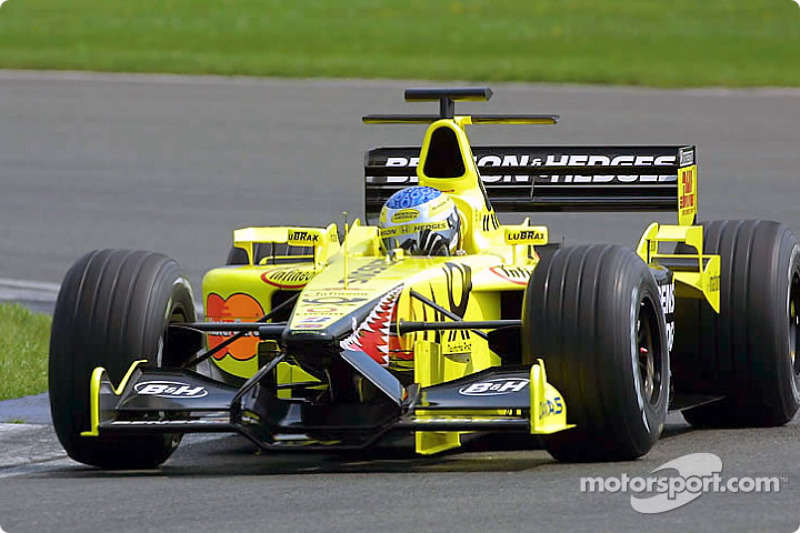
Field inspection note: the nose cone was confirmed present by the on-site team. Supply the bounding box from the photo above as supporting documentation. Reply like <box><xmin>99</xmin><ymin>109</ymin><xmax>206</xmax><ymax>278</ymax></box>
<box><xmin>283</xmin><ymin>285</ymin><xmax>403</xmax><ymax>368</ymax></box>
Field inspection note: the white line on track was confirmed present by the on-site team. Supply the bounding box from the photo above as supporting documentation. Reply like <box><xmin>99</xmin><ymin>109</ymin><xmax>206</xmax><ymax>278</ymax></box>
<box><xmin>0</xmin><ymin>278</ymin><xmax>60</xmax><ymax>302</ymax></box>
<box><xmin>0</xmin><ymin>277</ymin><xmax>203</xmax><ymax>315</ymax></box>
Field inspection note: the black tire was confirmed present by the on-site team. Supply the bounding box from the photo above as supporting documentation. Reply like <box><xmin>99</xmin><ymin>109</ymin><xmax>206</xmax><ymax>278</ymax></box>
<box><xmin>522</xmin><ymin>244</ymin><xmax>669</xmax><ymax>462</ymax></box>
<box><xmin>672</xmin><ymin>220</ymin><xmax>800</xmax><ymax>427</ymax></box>
<box><xmin>49</xmin><ymin>249</ymin><xmax>200</xmax><ymax>469</ymax></box>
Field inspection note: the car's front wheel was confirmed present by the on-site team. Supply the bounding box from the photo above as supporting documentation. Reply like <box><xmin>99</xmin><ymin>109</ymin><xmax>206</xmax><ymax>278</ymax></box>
<box><xmin>522</xmin><ymin>244</ymin><xmax>669</xmax><ymax>462</ymax></box>
<box><xmin>49</xmin><ymin>249</ymin><xmax>201</xmax><ymax>469</ymax></box>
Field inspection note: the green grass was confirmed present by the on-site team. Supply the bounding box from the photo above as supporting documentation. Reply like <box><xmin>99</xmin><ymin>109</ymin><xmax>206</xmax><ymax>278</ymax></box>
<box><xmin>1</xmin><ymin>0</ymin><xmax>800</xmax><ymax>86</ymax></box>
<box><xmin>0</xmin><ymin>303</ymin><xmax>51</xmax><ymax>402</ymax></box>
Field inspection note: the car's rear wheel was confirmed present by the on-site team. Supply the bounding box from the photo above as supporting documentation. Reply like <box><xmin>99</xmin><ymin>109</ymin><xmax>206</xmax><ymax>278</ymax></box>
<box><xmin>49</xmin><ymin>249</ymin><xmax>201</xmax><ymax>468</ymax></box>
<box><xmin>522</xmin><ymin>244</ymin><xmax>669</xmax><ymax>462</ymax></box>
<box><xmin>672</xmin><ymin>220</ymin><xmax>800</xmax><ymax>427</ymax></box>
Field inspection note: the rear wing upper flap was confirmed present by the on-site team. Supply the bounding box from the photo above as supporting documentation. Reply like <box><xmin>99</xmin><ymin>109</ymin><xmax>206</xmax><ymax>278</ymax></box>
<box><xmin>365</xmin><ymin>145</ymin><xmax>698</xmax><ymax>224</ymax></box>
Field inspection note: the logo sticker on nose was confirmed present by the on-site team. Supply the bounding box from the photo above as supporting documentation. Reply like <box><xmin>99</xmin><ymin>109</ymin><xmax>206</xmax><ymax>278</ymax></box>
<box><xmin>134</xmin><ymin>381</ymin><xmax>208</xmax><ymax>398</ymax></box>
<box><xmin>458</xmin><ymin>378</ymin><xmax>529</xmax><ymax>396</ymax></box>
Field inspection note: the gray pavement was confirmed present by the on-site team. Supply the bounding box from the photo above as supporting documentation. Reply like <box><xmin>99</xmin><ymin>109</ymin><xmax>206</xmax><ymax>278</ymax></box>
<box><xmin>1</xmin><ymin>72</ymin><xmax>800</xmax><ymax>532</ymax></box>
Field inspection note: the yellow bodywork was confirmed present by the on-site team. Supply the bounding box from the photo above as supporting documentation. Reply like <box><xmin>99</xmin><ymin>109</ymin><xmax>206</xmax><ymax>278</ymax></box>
<box><xmin>197</xmin><ymin>115</ymin><xmax>716</xmax><ymax>455</ymax></box>
<box><xmin>636</xmin><ymin>222</ymin><xmax>721</xmax><ymax>312</ymax></box>
<box><xmin>677</xmin><ymin>165</ymin><xmax>698</xmax><ymax>226</ymax></box>
<box><xmin>529</xmin><ymin>359</ymin><xmax>574</xmax><ymax>434</ymax></box>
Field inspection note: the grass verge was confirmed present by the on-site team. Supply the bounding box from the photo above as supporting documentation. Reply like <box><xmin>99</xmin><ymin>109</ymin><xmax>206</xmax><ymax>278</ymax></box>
<box><xmin>0</xmin><ymin>303</ymin><xmax>51</xmax><ymax>401</ymax></box>
<box><xmin>1</xmin><ymin>0</ymin><xmax>799</xmax><ymax>87</ymax></box>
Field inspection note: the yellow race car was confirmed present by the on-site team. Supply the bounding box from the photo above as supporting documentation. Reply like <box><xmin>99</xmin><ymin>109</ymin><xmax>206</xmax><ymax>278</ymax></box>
<box><xmin>48</xmin><ymin>88</ymin><xmax>800</xmax><ymax>468</ymax></box>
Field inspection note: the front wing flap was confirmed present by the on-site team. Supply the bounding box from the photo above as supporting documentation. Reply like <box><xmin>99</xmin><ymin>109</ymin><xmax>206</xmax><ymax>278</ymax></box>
<box><xmin>81</xmin><ymin>363</ymin><xmax>240</xmax><ymax>437</ymax></box>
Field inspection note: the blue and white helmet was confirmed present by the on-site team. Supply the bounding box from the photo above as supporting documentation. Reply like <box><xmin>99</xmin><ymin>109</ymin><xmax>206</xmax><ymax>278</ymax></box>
<box><xmin>378</xmin><ymin>186</ymin><xmax>461</xmax><ymax>256</ymax></box>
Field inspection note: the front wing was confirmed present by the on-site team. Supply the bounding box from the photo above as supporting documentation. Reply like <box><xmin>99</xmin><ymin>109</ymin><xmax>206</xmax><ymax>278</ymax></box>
<box><xmin>81</xmin><ymin>354</ymin><xmax>573</xmax><ymax>455</ymax></box>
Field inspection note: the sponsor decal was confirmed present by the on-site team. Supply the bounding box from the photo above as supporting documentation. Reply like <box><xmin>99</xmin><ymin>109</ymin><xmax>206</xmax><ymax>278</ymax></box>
<box><xmin>293</xmin><ymin>316</ymin><xmax>331</xmax><ymax>330</ymax></box>
<box><xmin>679</xmin><ymin>168</ymin><xmax>696</xmax><ymax>213</ymax></box>
<box><xmin>489</xmin><ymin>265</ymin><xmax>532</xmax><ymax>286</ymax></box>
<box><xmin>443</xmin><ymin>336</ymin><xmax>472</xmax><ymax>355</ymax></box>
<box><xmin>544</xmin><ymin>174</ymin><xmax>677</xmax><ymax>183</ymax></box>
<box><xmin>367</xmin><ymin>174</ymin><xmax>678</xmax><ymax>185</ymax></box>
<box><xmin>302</xmin><ymin>295</ymin><xmax>369</xmax><ymax>306</ymax></box>
<box><xmin>260</xmin><ymin>267</ymin><xmax>314</xmax><ymax>289</ymax></box>
<box><xmin>508</xmin><ymin>230</ymin><xmax>543</xmax><ymax>240</ymax></box>
<box><xmin>298</xmin><ymin>305</ymin><xmax>338</xmax><ymax>314</ymax></box>
<box><xmin>477</xmin><ymin>154</ymin><xmax>542</xmax><ymax>168</ymax></box>
<box><xmin>541</xmin><ymin>154</ymin><xmax>677</xmax><ymax>167</ymax></box>
<box><xmin>379</xmin><ymin>220</ymin><xmax>449</xmax><ymax>239</ymax></box>
<box><xmin>658</xmin><ymin>282</ymin><xmax>675</xmax><ymax>315</ymax></box>
<box><xmin>287</xmin><ymin>230</ymin><xmax>320</xmax><ymax>245</ymax></box>
<box><xmin>379</xmin><ymin>153</ymin><xmax>678</xmax><ymax>169</ymax></box>
<box><xmin>206</xmin><ymin>293</ymin><xmax>263</xmax><ymax>361</ymax></box>
<box><xmin>134</xmin><ymin>381</ymin><xmax>208</xmax><ymax>399</ymax></box>
<box><xmin>539</xmin><ymin>396</ymin><xmax>564</xmax><ymax>419</ymax></box>
<box><xmin>459</xmin><ymin>378</ymin><xmax>530</xmax><ymax>396</ymax></box>
<box><xmin>369</xmin><ymin>153</ymin><xmax>682</xmax><ymax>186</ymax></box>
<box><xmin>391</xmin><ymin>209</ymin><xmax>419</xmax><ymax>223</ymax></box>
<box><xmin>658</xmin><ymin>281</ymin><xmax>676</xmax><ymax>352</ymax></box>
<box><xmin>340</xmin><ymin>286</ymin><xmax>403</xmax><ymax>366</ymax></box>
<box><xmin>386</xmin><ymin>156</ymin><xmax>420</xmax><ymax>167</ymax></box>
<box><xmin>680</xmin><ymin>148</ymin><xmax>695</xmax><ymax>166</ymax></box>
<box><xmin>505</xmin><ymin>229</ymin><xmax>546</xmax><ymax>244</ymax></box>
<box><xmin>340</xmin><ymin>259</ymin><xmax>392</xmax><ymax>285</ymax></box>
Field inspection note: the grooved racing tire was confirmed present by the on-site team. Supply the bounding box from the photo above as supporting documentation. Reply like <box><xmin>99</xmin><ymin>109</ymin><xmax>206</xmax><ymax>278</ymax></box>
<box><xmin>522</xmin><ymin>244</ymin><xmax>669</xmax><ymax>462</ymax></box>
<box><xmin>49</xmin><ymin>249</ymin><xmax>199</xmax><ymax>469</ymax></box>
<box><xmin>672</xmin><ymin>220</ymin><xmax>800</xmax><ymax>427</ymax></box>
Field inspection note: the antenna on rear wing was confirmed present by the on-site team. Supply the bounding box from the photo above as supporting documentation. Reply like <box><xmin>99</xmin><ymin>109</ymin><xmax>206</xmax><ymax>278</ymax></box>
<box><xmin>362</xmin><ymin>87</ymin><xmax>559</xmax><ymax>125</ymax></box>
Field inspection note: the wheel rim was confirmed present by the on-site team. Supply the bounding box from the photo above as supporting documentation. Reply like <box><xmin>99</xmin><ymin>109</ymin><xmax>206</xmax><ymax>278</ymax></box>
<box><xmin>637</xmin><ymin>297</ymin><xmax>663</xmax><ymax>405</ymax></box>
<box><xmin>790</xmin><ymin>271</ymin><xmax>800</xmax><ymax>377</ymax></box>
<box><xmin>161</xmin><ymin>299</ymin><xmax>192</xmax><ymax>368</ymax></box>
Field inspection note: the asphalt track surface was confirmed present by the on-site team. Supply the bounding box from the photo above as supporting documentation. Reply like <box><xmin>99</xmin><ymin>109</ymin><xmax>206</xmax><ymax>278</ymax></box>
<box><xmin>1</xmin><ymin>72</ymin><xmax>800</xmax><ymax>532</ymax></box>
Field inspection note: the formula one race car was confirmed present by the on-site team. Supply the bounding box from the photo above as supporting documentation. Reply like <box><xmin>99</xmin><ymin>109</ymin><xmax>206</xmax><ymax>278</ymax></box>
<box><xmin>49</xmin><ymin>88</ymin><xmax>800</xmax><ymax>468</ymax></box>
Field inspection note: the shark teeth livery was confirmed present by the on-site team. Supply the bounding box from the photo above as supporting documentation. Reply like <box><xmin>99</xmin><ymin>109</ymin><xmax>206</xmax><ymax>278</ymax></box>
<box><xmin>340</xmin><ymin>286</ymin><xmax>402</xmax><ymax>365</ymax></box>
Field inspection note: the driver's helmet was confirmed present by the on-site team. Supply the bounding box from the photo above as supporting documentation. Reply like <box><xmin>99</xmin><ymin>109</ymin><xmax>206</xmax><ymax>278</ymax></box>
<box><xmin>378</xmin><ymin>186</ymin><xmax>461</xmax><ymax>256</ymax></box>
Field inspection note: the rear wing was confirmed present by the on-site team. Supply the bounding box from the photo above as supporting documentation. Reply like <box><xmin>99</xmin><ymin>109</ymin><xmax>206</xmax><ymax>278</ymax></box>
<box><xmin>365</xmin><ymin>145</ymin><xmax>698</xmax><ymax>225</ymax></box>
